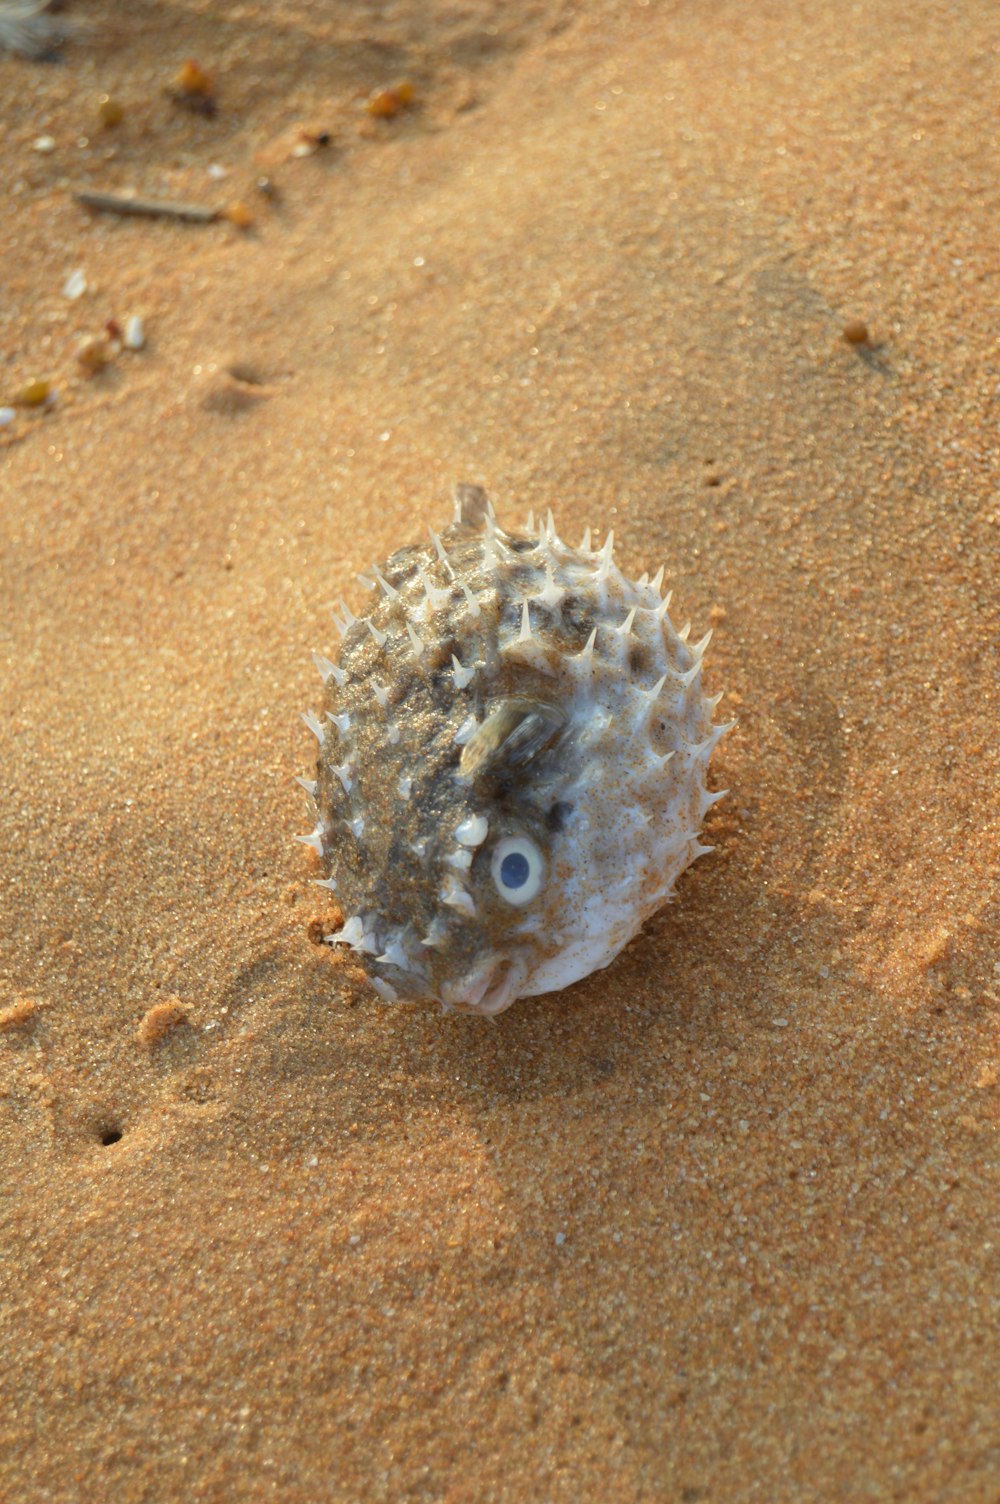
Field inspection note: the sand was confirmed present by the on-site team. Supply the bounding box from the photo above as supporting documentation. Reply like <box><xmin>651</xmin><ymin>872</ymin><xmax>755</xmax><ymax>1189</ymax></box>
<box><xmin>1</xmin><ymin>1</ymin><xmax>998</xmax><ymax>1499</ymax></box>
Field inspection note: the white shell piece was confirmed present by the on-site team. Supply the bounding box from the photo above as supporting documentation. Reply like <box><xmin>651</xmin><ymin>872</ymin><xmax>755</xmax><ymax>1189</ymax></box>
<box><xmin>63</xmin><ymin>268</ymin><xmax>87</xmax><ymax>300</ymax></box>
<box><xmin>123</xmin><ymin>315</ymin><xmax>146</xmax><ymax>351</ymax></box>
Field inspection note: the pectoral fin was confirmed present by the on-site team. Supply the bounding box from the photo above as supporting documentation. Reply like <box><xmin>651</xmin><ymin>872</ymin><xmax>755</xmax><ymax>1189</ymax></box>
<box><xmin>458</xmin><ymin>697</ymin><xmax>566</xmax><ymax>780</ymax></box>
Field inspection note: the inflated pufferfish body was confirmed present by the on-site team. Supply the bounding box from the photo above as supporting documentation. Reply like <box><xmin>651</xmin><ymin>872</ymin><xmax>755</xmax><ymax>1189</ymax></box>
<box><xmin>300</xmin><ymin>485</ymin><xmax>729</xmax><ymax>1016</ymax></box>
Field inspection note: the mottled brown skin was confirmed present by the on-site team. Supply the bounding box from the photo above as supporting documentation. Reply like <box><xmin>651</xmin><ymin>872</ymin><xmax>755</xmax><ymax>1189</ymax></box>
<box><xmin>316</xmin><ymin>520</ymin><xmax>568</xmax><ymax>997</ymax></box>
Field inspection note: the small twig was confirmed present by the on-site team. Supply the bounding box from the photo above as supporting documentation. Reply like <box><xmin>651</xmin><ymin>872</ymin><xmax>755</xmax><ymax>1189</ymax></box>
<box><xmin>74</xmin><ymin>189</ymin><xmax>220</xmax><ymax>224</ymax></box>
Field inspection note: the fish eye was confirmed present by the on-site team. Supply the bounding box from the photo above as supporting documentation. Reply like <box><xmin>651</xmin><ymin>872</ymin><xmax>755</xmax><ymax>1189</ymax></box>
<box><xmin>490</xmin><ymin>836</ymin><xmax>544</xmax><ymax>906</ymax></box>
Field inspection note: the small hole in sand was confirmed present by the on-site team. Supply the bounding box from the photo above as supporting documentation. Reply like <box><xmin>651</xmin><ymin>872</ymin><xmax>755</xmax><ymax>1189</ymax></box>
<box><xmin>99</xmin><ymin>1126</ymin><xmax>123</xmax><ymax>1147</ymax></box>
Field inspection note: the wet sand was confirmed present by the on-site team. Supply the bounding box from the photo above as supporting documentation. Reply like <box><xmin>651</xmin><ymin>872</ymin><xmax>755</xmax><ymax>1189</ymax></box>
<box><xmin>1</xmin><ymin>2</ymin><xmax>998</xmax><ymax>1499</ymax></box>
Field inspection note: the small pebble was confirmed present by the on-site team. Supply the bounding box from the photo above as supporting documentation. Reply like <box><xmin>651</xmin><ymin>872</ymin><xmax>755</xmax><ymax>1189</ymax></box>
<box><xmin>136</xmin><ymin>998</ymin><xmax>190</xmax><ymax>1045</ymax></box>
<box><xmin>224</xmin><ymin>200</ymin><xmax>254</xmax><ymax>229</ymax></box>
<box><xmin>13</xmin><ymin>378</ymin><xmax>52</xmax><ymax>408</ymax></box>
<box><xmin>292</xmin><ymin>128</ymin><xmax>331</xmax><ymax>159</ymax></box>
<box><xmin>175</xmin><ymin>58</ymin><xmax>213</xmax><ymax>97</ymax></box>
<box><xmin>63</xmin><ymin>267</ymin><xmax>87</xmax><ymax>300</ymax></box>
<box><xmin>207</xmin><ymin>162</ymin><xmax>228</xmax><ymax>180</ymax></box>
<box><xmin>97</xmin><ymin>96</ymin><xmax>124</xmax><ymax>128</ymax></box>
<box><xmin>123</xmin><ymin>315</ymin><xmax>145</xmax><ymax>351</ymax></box>
<box><xmin>0</xmin><ymin>407</ymin><xmax>15</xmax><ymax>428</ymax></box>
<box><xmin>33</xmin><ymin>135</ymin><xmax>56</xmax><ymax>154</ymax></box>
<box><xmin>365</xmin><ymin>81</ymin><xmax>416</xmax><ymax>119</ymax></box>
<box><xmin>76</xmin><ymin>335</ymin><xmax>116</xmax><ymax>374</ymax></box>
<box><xmin>171</xmin><ymin>58</ymin><xmax>217</xmax><ymax>116</ymax></box>
<box><xmin>842</xmin><ymin>318</ymin><xmax>870</xmax><ymax>345</ymax></box>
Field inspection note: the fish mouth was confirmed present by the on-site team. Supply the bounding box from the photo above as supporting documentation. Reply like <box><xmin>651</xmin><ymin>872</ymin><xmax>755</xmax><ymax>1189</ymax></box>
<box><xmin>441</xmin><ymin>954</ymin><xmax>528</xmax><ymax>1017</ymax></box>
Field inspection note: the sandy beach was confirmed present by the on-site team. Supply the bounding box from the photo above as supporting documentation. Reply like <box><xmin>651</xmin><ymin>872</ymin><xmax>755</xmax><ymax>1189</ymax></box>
<box><xmin>1</xmin><ymin>1</ymin><xmax>998</xmax><ymax>1499</ymax></box>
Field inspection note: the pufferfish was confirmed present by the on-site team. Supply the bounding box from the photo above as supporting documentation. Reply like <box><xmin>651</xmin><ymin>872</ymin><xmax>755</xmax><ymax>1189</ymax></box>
<box><xmin>299</xmin><ymin>484</ymin><xmax>730</xmax><ymax>1016</ymax></box>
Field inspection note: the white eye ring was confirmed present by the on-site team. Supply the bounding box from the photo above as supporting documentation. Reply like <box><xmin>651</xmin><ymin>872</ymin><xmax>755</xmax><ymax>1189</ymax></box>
<box><xmin>490</xmin><ymin>836</ymin><xmax>544</xmax><ymax>906</ymax></box>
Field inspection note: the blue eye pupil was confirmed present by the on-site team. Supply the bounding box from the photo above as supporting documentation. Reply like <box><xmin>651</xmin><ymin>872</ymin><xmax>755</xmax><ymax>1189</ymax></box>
<box><xmin>500</xmin><ymin>851</ymin><xmax>531</xmax><ymax>890</ymax></box>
